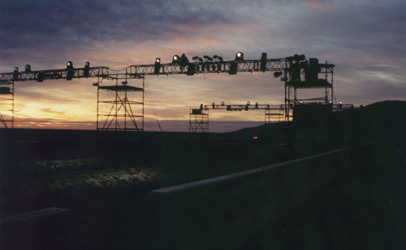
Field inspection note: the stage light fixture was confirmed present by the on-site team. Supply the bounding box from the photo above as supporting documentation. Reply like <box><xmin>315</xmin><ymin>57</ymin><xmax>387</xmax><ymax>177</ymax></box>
<box><xmin>67</xmin><ymin>61</ymin><xmax>74</xmax><ymax>70</ymax></box>
<box><xmin>235</xmin><ymin>51</ymin><xmax>244</xmax><ymax>61</ymax></box>
<box><xmin>274</xmin><ymin>72</ymin><xmax>283</xmax><ymax>78</ymax></box>
<box><xmin>305</xmin><ymin>58</ymin><xmax>320</xmax><ymax>82</ymax></box>
<box><xmin>25</xmin><ymin>64</ymin><xmax>32</xmax><ymax>72</ymax></box>
<box><xmin>36</xmin><ymin>72</ymin><xmax>44</xmax><ymax>82</ymax></box>
<box><xmin>203</xmin><ymin>55</ymin><xmax>213</xmax><ymax>62</ymax></box>
<box><xmin>154</xmin><ymin>58</ymin><xmax>161</xmax><ymax>74</ymax></box>
<box><xmin>172</xmin><ymin>55</ymin><xmax>180</xmax><ymax>64</ymax></box>
<box><xmin>13</xmin><ymin>67</ymin><xmax>19</xmax><ymax>81</ymax></box>
<box><xmin>84</xmin><ymin>62</ymin><xmax>90</xmax><ymax>77</ymax></box>
<box><xmin>229</xmin><ymin>62</ymin><xmax>238</xmax><ymax>75</ymax></box>
<box><xmin>186</xmin><ymin>63</ymin><xmax>196</xmax><ymax>76</ymax></box>
<box><xmin>67</xmin><ymin>71</ymin><xmax>74</xmax><ymax>80</ymax></box>
<box><xmin>260</xmin><ymin>53</ymin><xmax>267</xmax><ymax>72</ymax></box>
<box><xmin>293</xmin><ymin>54</ymin><xmax>306</xmax><ymax>62</ymax></box>
<box><xmin>67</xmin><ymin>61</ymin><xmax>74</xmax><ymax>80</ymax></box>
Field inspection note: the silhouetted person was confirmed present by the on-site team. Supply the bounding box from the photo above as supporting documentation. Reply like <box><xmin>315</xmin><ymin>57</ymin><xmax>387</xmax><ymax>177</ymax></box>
<box><xmin>180</xmin><ymin>53</ymin><xmax>189</xmax><ymax>72</ymax></box>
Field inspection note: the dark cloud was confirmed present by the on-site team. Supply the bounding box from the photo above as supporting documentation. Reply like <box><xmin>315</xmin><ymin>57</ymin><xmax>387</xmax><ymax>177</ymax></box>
<box><xmin>0</xmin><ymin>0</ymin><xmax>248</xmax><ymax>69</ymax></box>
<box><xmin>0</xmin><ymin>0</ymin><xmax>235</xmax><ymax>50</ymax></box>
<box><xmin>285</xmin><ymin>2</ymin><xmax>406</xmax><ymax>57</ymax></box>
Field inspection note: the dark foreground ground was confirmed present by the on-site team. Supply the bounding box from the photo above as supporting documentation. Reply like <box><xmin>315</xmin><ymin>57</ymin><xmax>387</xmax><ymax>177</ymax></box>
<box><xmin>1</xmin><ymin>120</ymin><xmax>406</xmax><ymax>249</ymax></box>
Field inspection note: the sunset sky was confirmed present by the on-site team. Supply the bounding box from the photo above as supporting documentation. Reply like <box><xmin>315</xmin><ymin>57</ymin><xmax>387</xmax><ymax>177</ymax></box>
<box><xmin>0</xmin><ymin>0</ymin><xmax>405</xmax><ymax>132</ymax></box>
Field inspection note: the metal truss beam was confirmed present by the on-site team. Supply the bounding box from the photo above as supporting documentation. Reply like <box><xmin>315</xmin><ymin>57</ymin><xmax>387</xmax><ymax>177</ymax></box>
<box><xmin>0</xmin><ymin>67</ymin><xmax>111</xmax><ymax>83</ymax></box>
<box><xmin>0</xmin><ymin>58</ymin><xmax>290</xmax><ymax>83</ymax></box>
<box><xmin>126</xmin><ymin>59</ymin><xmax>287</xmax><ymax>76</ymax></box>
<box><xmin>189</xmin><ymin>102</ymin><xmax>285</xmax><ymax>132</ymax></box>
<box><xmin>199</xmin><ymin>103</ymin><xmax>284</xmax><ymax>111</ymax></box>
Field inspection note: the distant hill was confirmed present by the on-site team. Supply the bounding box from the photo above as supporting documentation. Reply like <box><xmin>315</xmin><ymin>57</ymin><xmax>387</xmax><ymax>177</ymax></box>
<box><xmin>333</xmin><ymin>100</ymin><xmax>406</xmax><ymax>137</ymax></box>
<box><xmin>235</xmin><ymin>100</ymin><xmax>406</xmax><ymax>138</ymax></box>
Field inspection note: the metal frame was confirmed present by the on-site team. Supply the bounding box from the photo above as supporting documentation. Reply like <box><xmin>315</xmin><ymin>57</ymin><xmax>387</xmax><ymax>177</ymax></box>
<box><xmin>0</xmin><ymin>67</ymin><xmax>109</xmax><ymax>83</ymax></box>
<box><xmin>284</xmin><ymin>60</ymin><xmax>335</xmax><ymax>121</ymax></box>
<box><xmin>96</xmin><ymin>75</ymin><xmax>144</xmax><ymax>132</ymax></box>
<box><xmin>265</xmin><ymin>105</ymin><xmax>284</xmax><ymax>124</ymax></box>
<box><xmin>0</xmin><ymin>57</ymin><xmax>288</xmax><ymax>83</ymax></box>
<box><xmin>189</xmin><ymin>107</ymin><xmax>209</xmax><ymax>133</ymax></box>
<box><xmin>0</xmin><ymin>81</ymin><xmax>14</xmax><ymax>128</ymax></box>
<box><xmin>0</xmin><ymin>53</ymin><xmax>338</xmax><ymax>130</ymax></box>
<box><xmin>189</xmin><ymin>102</ymin><xmax>285</xmax><ymax>132</ymax></box>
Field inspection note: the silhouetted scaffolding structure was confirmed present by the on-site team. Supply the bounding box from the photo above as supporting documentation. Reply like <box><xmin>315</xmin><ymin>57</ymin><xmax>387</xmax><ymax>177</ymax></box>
<box><xmin>0</xmin><ymin>81</ymin><xmax>14</xmax><ymax>128</ymax></box>
<box><xmin>189</xmin><ymin>106</ymin><xmax>209</xmax><ymax>133</ymax></box>
<box><xmin>265</xmin><ymin>104</ymin><xmax>284</xmax><ymax>123</ymax></box>
<box><xmin>283</xmin><ymin>55</ymin><xmax>335</xmax><ymax>121</ymax></box>
<box><xmin>96</xmin><ymin>75</ymin><xmax>144</xmax><ymax>131</ymax></box>
<box><xmin>0</xmin><ymin>53</ymin><xmax>341</xmax><ymax>130</ymax></box>
<box><xmin>189</xmin><ymin>102</ymin><xmax>284</xmax><ymax>133</ymax></box>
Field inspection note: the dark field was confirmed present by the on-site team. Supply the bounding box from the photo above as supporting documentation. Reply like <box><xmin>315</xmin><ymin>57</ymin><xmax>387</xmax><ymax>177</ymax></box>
<box><xmin>1</xmin><ymin>101</ymin><xmax>406</xmax><ymax>249</ymax></box>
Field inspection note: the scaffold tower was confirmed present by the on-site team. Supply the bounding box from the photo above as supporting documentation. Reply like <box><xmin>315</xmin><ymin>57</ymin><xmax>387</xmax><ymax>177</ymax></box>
<box><xmin>283</xmin><ymin>55</ymin><xmax>335</xmax><ymax>121</ymax></box>
<box><xmin>189</xmin><ymin>106</ymin><xmax>209</xmax><ymax>133</ymax></box>
<box><xmin>96</xmin><ymin>75</ymin><xmax>144</xmax><ymax>131</ymax></box>
<box><xmin>0</xmin><ymin>81</ymin><xmax>14</xmax><ymax>128</ymax></box>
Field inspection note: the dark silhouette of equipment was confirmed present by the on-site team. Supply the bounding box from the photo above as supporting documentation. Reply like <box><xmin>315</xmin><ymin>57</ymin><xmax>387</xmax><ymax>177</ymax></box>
<box><xmin>66</xmin><ymin>61</ymin><xmax>74</xmax><ymax>80</ymax></box>
<box><xmin>260</xmin><ymin>53</ymin><xmax>267</xmax><ymax>72</ymax></box>
<box><xmin>235</xmin><ymin>52</ymin><xmax>244</xmax><ymax>61</ymax></box>
<box><xmin>84</xmin><ymin>62</ymin><xmax>90</xmax><ymax>77</ymax></box>
<box><xmin>25</xmin><ymin>65</ymin><xmax>31</xmax><ymax>73</ymax></box>
<box><xmin>189</xmin><ymin>102</ymin><xmax>285</xmax><ymax>133</ymax></box>
<box><xmin>0</xmin><ymin>52</ymin><xmax>336</xmax><ymax>129</ymax></box>
<box><xmin>1</xmin><ymin>52</ymin><xmax>332</xmax><ymax>84</ymax></box>
<box><xmin>154</xmin><ymin>58</ymin><xmax>161</xmax><ymax>74</ymax></box>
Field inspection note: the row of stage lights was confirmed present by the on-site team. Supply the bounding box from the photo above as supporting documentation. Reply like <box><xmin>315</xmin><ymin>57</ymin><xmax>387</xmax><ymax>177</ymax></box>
<box><xmin>155</xmin><ymin>51</ymin><xmax>245</xmax><ymax>66</ymax></box>
<box><xmin>14</xmin><ymin>61</ymin><xmax>89</xmax><ymax>73</ymax></box>
<box><xmin>154</xmin><ymin>51</ymin><xmax>258</xmax><ymax>75</ymax></box>
<box><xmin>13</xmin><ymin>61</ymin><xmax>91</xmax><ymax>81</ymax></box>
<box><xmin>13</xmin><ymin>51</ymin><xmax>283</xmax><ymax>80</ymax></box>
